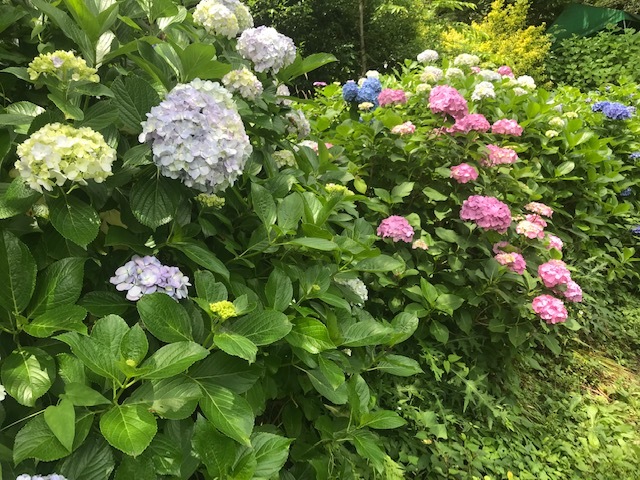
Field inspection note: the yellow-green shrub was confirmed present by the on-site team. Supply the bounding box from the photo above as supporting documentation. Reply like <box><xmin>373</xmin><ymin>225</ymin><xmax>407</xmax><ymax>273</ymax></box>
<box><xmin>441</xmin><ymin>0</ymin><xmax>551</xmax><ymax>80</ymax></box>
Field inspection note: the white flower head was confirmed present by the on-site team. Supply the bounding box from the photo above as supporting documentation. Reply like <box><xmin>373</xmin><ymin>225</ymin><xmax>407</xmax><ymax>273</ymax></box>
<box><xmin>471</xmin><ymin>81</ymin><xmax>496</xmax><ymax>101</ymax></box>
<box><xmin>237</xmin><ymin>26</ymin><xmax>296</xmax><ymax>73</ymax></box>
<box><xmin>417</xmin><ymin>49</ymin><xmax>439</xmax><ymax>63</ymax></box>
<box><xmin>453</xmin><ymin>53</ymin><xmax>480</xmax><ymax>67</ymax></box>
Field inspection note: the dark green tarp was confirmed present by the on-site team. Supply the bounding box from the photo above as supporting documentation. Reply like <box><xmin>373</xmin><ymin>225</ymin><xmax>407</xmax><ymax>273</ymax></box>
<box><xmin>548</xmin><ymin>3</ymin><xmax>640</xmax><ymax>42</ymax></box>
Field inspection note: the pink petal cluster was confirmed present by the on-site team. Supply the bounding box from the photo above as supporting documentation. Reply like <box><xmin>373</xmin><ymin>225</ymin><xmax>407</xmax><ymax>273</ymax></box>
<box><xmin>391</xmin><ymin>121</ymin><xmax>416</xmax><ymax>135</ymax></box>
<box><xmin>516</xmin><ymin>220</ymin><xmax>545</xmax><ymax>239</ymax></box>
<box><xmin>482</xmin><ymin>144</ymin><xmax>518</xmax><ymax>166</ymax></box>
<box><xmin>450</xmin><ymin>163</ymin><xmax>479</xmax><ymax>183</ymax></box>
<box><xmin>491</xmin><ymin>119</ymin><xmax>523</xmax><ymax>136</ymax></box>
<box><xmin>546</xmin><ymin>234</ymin><xmax>563</xmax><ymax>251</ymax></box>
<box><xmin>429</xmin><ymin>85</ymin><xmax>468</xmax><ymax>120</ymax></box>
<box><xmin>524</xmin><ymin>202</ymin><xmax>553</xmax><ymax>217</ymax></box>
<box><xmin>378</xmin><ymin>88</ymin><xmax>407</xmax><ymax>107</ymax></box>
<box><xmin>447</xmin><ymin>114</ymin><xmax>491</xmax><ymax>134</ymax></box>
<box><xmin>471</xmin><ymin>66</ymin><xmax>481</xmax><ymax>74</ymax></box>
<box><xmin>377</xmin><ymin>215</ymin><xmax>414</xmax><ymax>243</ymax></box>
<box><xmin>497</xmin><ymin>65</ymin><xmax>514</xmax><ymax>77</ymax></box>
<box><xmin>495</xmin><ymin>252</ymin><xmax>526</xmax><ymax>274</ymax></box>
<box><xmin>560</xmin><ymin>280</ymin><xmax>583</xmax><ymax>302</ymax></box>
<box><xmin>460</xmin><ymin>195</ymin><xmax>512</xmax><ymax>234</ymax></box>
<box><xmin>538</xmin><ymin>260</ymin><xmax>571</xmax><ymax>288</ymax></box>
<box><xmin>525</xmin><ymin>214</ymin><xmax>547</xmax><ymax>228</ymax></box>
<box><xmin>532</xmin><ymin>294</ymin><xmax>568</xmax><ymax>324</ymax></box>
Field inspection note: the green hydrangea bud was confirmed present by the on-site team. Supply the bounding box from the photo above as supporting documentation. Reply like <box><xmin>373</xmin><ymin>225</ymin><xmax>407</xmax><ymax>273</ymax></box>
<box><xmin>27</xmin><ymin>50</ymin><xmax>99</xmax><ymax>83</ymax></box>
<box><xmin>209</xmin><ymin>300</ymin><xmax>237</xmax><ymax>320</ymax></box>
<box><xmin>196</xmin><ymin>193</ymin><xmax>226</xmax><ymax>208</ymax></box>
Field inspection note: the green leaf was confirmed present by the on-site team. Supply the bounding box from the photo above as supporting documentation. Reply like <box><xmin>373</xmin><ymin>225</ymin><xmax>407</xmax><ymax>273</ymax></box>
<box><xmin>122</xmin><ymin>143</ymin><xmax>152</xmax><ymax>167</ymax></box>
<box><xmin>28</xmin><ymin>257</ymin><xmax>85</xmax><ymax>317</ymax></box>
<box><xmin>44</xmin><ymin>398</ymin><xmax>75</xmax><ymax>451</ymax></box>
<box><xmin>79</xmin><ymin>100</ymin><xmax>119</xmax><ymax>130</ymax></box>
<box><xmin>198</xmin><ymin>381</ymin><xmax>255</xmax><ymax>446</ymax></box>
<box><xmin>130</xmin><ymin>174</ymin><xmax>180</xmax><ymax>229</ymax></box>
<box><xmin>139</xmin><ymin>341</ymin><xmax>208</xmax><ymax>379</ymax></box>
<box><xmin>307</xmin><ymin>369</ymin><xmax>348</xmax><ymax>404</ymax></box>
<box><xmin>100</xmin><ymin>405</ymin><xmax>157</xmax><ymax>456</ymax></box>
<box><xmin>189</xmin><ymin>352</ymin><xmax>260</xmax><ymax>393</ymax></box>
<box><xmin>277</xmin><ymin>192</ymin><xmax>304</xmax><ymax>232</ymax></box>
<box><xmin>360</xmin><ymin>410</ymin><xmax>407</xmax><ymax>429</ymax></box>
<box><xmin>0</xmin><ymin>178</ymin><xmax>41</xmax><ymax>219</ymax></box>
<box><xmin>24</xmin><ymin>304</ymin><xmax>87</xmax><ymax>338</ymax></box>
<box><xmin>111</xmin><ymin>75</ymin><xmax>160</xmax><ymax>134</ymax></box>
<box><xmin>429</xmin><ymin>320</ymin><xmax>449</xmax><ymax>343</ymax></box>
<box><xmin>349</xmin><ymin>430</ymin><xmax>385</xmax><ymax>471</ymax></box>
<box><xmin>171</xmin><ymin>242</ymin><xmax>230</xmax><ymax>279</ymax></box>
<box><xmin>62</xmin><ymin>382</ymin><xmax>111</xmax><ymax>406</ymax></box>
<box><xmin>543</xmin><ymin>335</ymin><xmax>562</xmax><ymax>355</ymax></box>
<box><xmin>278</xmin><ymin>53</ymin><xmax>338</xmax><ymax>82</ymax></box>
<box><xmin>214</xmin><ymin>332</ymin><xmax>257</xmax><ymax>363</ymax></box>
<box><xmin>113</xmin><ymin>455</ymin><xmax>155</xmax><ymax>480</ymax></box>
<box><xmin>376</xmin><ymin>354</ymin><xmax>423</xmax><ymax>376</ymax></box>
<box><xmin>434</xmin><ymin>293</ymin><xmax>464</xmax><ymax>316</ymax></box>
<box><xmin>226</xmin><ymin>309</ymin><xmax>292</xmax><ymax>346</ymax></box>
<box><xmin>192</xmin><ymin>417</ymin><xmax>238</xmax><ymax>478</ymax></box>
<box><xmin>251</xmin><ymin>183</ymin><xmax>277</xmax><ymax>228</ymax></box>
<box><xmin>435</xmin><ymin>227</ymin><xmax>459</xmax><ymax>243</ymax></box>
<box><xmin>120</xmin><ymin>323</ymin><xmax>149</xmax><ymax>366</ymax></box>
<box><xmin>194</xmin><ymin>270</ymin><xmax>228</xmax><ymax>302</ymax></box>
<box><xmin>265</xmin><ymin>268</ymin><xmax>293</xmax><ymax>312</ymax></box>
<box><xmin>48</xmin><ymin>92</ymin><xmax>84</xmax><ymax>120</ymax></box>
<box><xmin>179</xmin><ymin>44</ymin><xmax>231</xmax><ymax>81</ymax></box>
<box><xmin>0</xmin><ymin>229</ymin><xmax>36</xmax><ymax>314</ymax></box>
<box><xmin>59</xmin><ymin>435</ymin><xmax>115</xmax><ymax>480</ymax></box>
<box><xmin>127</xmin><ymin>375</ymin><xmax>201</xmax><ymax>420</ymax></box>
<box><xmin>422</xmin><ymin>186</ymin><xmax>448</xmax><ymax>201</ymax></box>
<box><xmin>137</xmin><ymin>292</ymin><xmax>193</xmax><ymax>343</ymax></box>
<box><xmin>78</xmin><ymin>291</ymin><xmax>130</xmax><ymax>317</ymax></box>
<box><xmin>285</xmin><ymin>317</ymin><xmax>335</xmax><ymax>353</ymax></box>
<box><xmin>1</xmin><ymin>347</ymin><xmax>56</xmax><ymax>406</ymax></box>
<box><xmin>388</xmin><ymin>312</ymin><xmax>419</xmax><ymax>346</ymax></box>
<box><xmin>508</xmin><ymin>325</ymin><xmax>529</xmax><ymax>347</ymax></box>
<box><xmin>342</xmin><ymin>321</ymin><xmax>396</xmax><ymax>347</ymax></box>
<box><xmin>289</xmin><ymin>237</ymin><xmax>339</xmax><ymax>251</ymax></box>
<box><xmin>252</xmin><ymin>433</ymin><xmax>292</xmax><ymax>478</ymax></box>
<box><xmin>353</xmin><ymin>255</ymin><xmax>403</xmax><ymax>272</ymax></box>
<box><xmin>555</xmin><ymin>161</ymin><xmax>575</xmax><ymax>177</ymax></box>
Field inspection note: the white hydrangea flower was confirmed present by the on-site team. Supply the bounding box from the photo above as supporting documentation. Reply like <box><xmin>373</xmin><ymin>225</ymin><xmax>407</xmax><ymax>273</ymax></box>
<box><xmin>545</xmin><ymin>130</ymin><xmax>559</xmax><ymax>138</ymax></box>
<box><xmin>549</xmin><ymin>116</ymin><xmax>565</xmax><ymax>128</ymax></box>
<box><xmin>445</xmin><ymin>67</ymin><xmax>464</xmax><ymax>79</ymax></box>
<box><xmin>222</xmin><ymin>66</ymin><xmax>263</xmax><ymax>100</ymax></box>
<box><xmin>285</xmin><ymin>109</ymin><xmax>310</xmax><ymax>139</ymax></box>
<box><xmin>512</xmin><ymin>87</ymin><xmax>528</xmax><ymax>96</ymax></box>
<box><xmin>478</xmin><ymin>69</ymin><xmax>502</xmax><ymax>82</ymax></box>
<box><xmin>365</xmin><ymin>70</ymin><xmax>380</xmax><ymax>78</ymax></box>
<box><xmin>139</xmin><ymin>79</ymin><xmax>252</xmax><ymax>193</ymax></box>
<box><xmin>415</xmin><ymin>83</ymin><xmax>432</xmax><ymax>94</ymax></box>
<box><xmin>471</xmin><ymin>81</ymin><xmax>495</xmax><ymax>101</ymax></box>
<box><xmin>0</xmin><ymin>384</ymin><xmax>5</xmax><ymax>401</ymax></box>
<box><xmin>272</xmin><ymin>150</ymin><xmax>296</xmax><ymax>168</ymax></box>
<box><xmin>15</xmin><ymin>123</ymin><xmax>115</xmax><ymax>193</ymax></box>
<box><xmin>276</xmin><ymin>83</ymin><xmax>293</xmax><ymax>106</ymax></box>
<box><xmin>237</xmin><ymin>26</ymin><xmax>296</xmax><ymax>74</ymax></box>
<box><xmin>193</xmin><ymin>0</ymin><xmax>253</xmax><ymax>38</ymax></box>
<box><xmin>453</xmin><ymin>53</ymin><xmax>480</xmax><ymax>66</ymax></box>
<box><xmin>516</xmin><ymin>75</ymin><xmax>536</xmax><ymax>90</ymax></box>
<box><xmin>336</xmin><ymin>277</ymin><xmax>368</xmax><ymax>305</ymax></box>
<box><xmin>420</xmin><ymin>66</ymin><xmax>443</xmax><ymax>83</ymax></box>
<box><xmin>417</xmin><ymin>49</ymin><xmax>439</xmax><ymax>63</ymax></box>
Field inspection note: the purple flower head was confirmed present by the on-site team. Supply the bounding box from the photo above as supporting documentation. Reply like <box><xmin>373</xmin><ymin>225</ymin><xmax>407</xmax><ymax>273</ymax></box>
<box><xmin>592</xmin><ymin>100</ymin><xmax>633</xmax><ymax>120</ymax></box>
<box><xmin>620</xmin><ymin>187</ymin><xmax>632</xmax><ymax>197</ymax></box>
<box><xmin>631</xmin><ymin>225</ymin><xmax>640</xmax><ymax>236</ymax></box>
<box><xmin>629</xmin><ymin>152</ymin><xmax>640</xmax><ymax>160</ymax></box>
<box><xmin>110</xmin><ymin>255</ymin><xmax>190</xmax><ymax>302</ymax></box>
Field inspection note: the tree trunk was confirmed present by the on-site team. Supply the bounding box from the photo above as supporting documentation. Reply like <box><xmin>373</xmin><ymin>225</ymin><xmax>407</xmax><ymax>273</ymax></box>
<box><xmin>359</xmin><ymin>0</ymin><xmax>366</xmax><ymax>76</ymax></box>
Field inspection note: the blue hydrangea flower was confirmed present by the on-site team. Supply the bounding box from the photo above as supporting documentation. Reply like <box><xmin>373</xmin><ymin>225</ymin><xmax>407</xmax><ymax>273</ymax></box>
<box><xmin>110</xmin><ymin>255</ymin><xmax>191</xmax><ymax>301</ymax></box>
<box><xmin>620</xmin><ymin>187</ymin><xmax>633</xmax><ymax>197</ymax></box>
<box><xmin>631</xmin><ymin>225</ymin><xmax>640</xmax><ymax>236</ymax></box>
<box><xmin>342</xmin><ymin>80</ymin><xmax>359</xmax><ymax>102</ymax></box>
<box><xmin>629</xmin><ymin>152</ymin><xmax>640</xmax><ymax>160</ymax></box>
<box><xmin>592</xmin><ymin>100</ymin><xmax>633</xmax><ymax>120</ymax></box>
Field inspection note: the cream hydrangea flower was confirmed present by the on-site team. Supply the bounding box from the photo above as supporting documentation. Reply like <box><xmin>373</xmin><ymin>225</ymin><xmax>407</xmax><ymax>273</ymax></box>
<box><xmin>27</xmin><ymin>50</ymin><xmax>99</xmax><ymax>83</ymax></box>
<box><xmin>193</xmin><ymin>0</ymin><xmax>254</xmax><ymax>38</ymax></box>
<box><xmin>222</xmin><ymin>66</ymin><xmax>263</xmax><ymax>100</ymax></box>
<box><xmin>15</xmin><ymin>123</ymin><xmax>115</xmax><ymax>192</ymax></box>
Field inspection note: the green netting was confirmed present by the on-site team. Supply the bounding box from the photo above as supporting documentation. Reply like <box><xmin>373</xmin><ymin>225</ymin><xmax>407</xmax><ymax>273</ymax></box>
<box><xmin>548</xmin><ymin>3</ymin><xmax>640</xmax><ymax>42</ymax></box>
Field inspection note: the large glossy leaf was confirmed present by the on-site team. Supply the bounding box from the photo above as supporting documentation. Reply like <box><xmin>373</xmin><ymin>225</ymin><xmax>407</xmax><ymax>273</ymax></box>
<box><xmin>139</xmin><ymin>341</ymin><xmax>208</xmax><ymax>379</ymax></box>
<box><xmin>192</xmin><ymin>417</ymin><xmax>238</xmax><ymax>477</ymax></box>
<box><xmin>189</xmin><ymin>352</ymin><xmax>261</xmax><ymax>393</ymax></box>
<box><xmin>58</xmin><ymin>435</ymin><xmax>115</xmax><ymax>480</ymax></box>
<box><xmin>24</xmin><ymin>305</ymin><xmax>87</xmax><ymax>338</ymax></box>
<box><xmin>127</xmin><ymin>375</ymin><xmax>201</xmax><ymax>420</ymax></box>
<box><xmin>225</xmin><ymin>310</ymin><xmax>291</xmax><ymax>346</ymax></box>
<box><xmin>252</xmin><ymin>433</ymin><xmax>292</xmax><ymax>479</ymax></box>
<box><xmin>1</xmin><ymin>347</ymin><xmax>55</xmax><ymax>406</ymax></box>
<box><xmin>111</xmin><ymin>75</ymin><xmax>160</xmax><ymax>134</ymax></box>
<box><xmin>265</xmin><ymin>268</ymin><xmax>293</xmax><ymax>312</ymax></box>
<box><xmin>136</xmin><ymin>293</ymin><xmax>192</xmax><ymax>342</ymax></box>
<box><xmin>100</xmin><ymin>404</ymin><xmax>157</xmax><ymax>456</ymax></box>
<box><xmin>47</xmin><ymin>194</ymin><xmax>101</xmax><ymax>247</ymax></box>
<box><xmin>130</xmin><ymin>174</ymin><xmax>181</xmax><ymax>229</ymax></box>
<box><xmin>0</xmin><ymin>229</ymin><xmax>36</xmax><ymax>314</ymax></box>
<box><xmin>285</xmin><ymin>317</ymin><xmax>334</xmax><ymax>354</ymax></box>
<box><xmin>44</xmin><ymin>398</ymin><xmax>75</xmax><ymax>451</ymax></box>
<box><xmin>213</xmin><ymin>332</ymin><xmax>257</xmax><ymax>363</ymax></box>
<box><xmin>170</xmin><ymin>242</ymin><xmax>229</xmax><ymax>279</ymax></box>
<box><xmin>28</xmin><ymin>257</ymin><xmax>85</xmax><ymax>317</ymax></box>
<box><xmin>197</xmin><ymin>380</ymin><xmax>254</xmax><ymax>446</ymax></box>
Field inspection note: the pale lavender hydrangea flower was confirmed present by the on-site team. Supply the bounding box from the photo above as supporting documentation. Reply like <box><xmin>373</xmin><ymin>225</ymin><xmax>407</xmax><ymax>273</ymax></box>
<box><xmin>193</xmin><ymin>0</ymin><xmax>253</xmax><ymax>38</ymax></box>
<box><xmin>110</xmin><ymin>255</ymin><xmax>190</xmax><ymax>301</ymax></box>
<box><xmin>16</xmin><ymin>475</ymin><xmax>67</xmax><ymax>480</ymax></box>
<box><xmin>237</xmin><ymin>26</ymin><xmax>296</xmax><ymax>74</ymax></box>
<box><xmin>139</xmin><ymin>79</ymin><xmax>252</xmax><ymax>193</ymax></box>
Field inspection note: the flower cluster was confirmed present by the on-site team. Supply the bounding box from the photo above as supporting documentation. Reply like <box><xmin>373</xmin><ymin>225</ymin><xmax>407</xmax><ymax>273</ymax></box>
<box><xmin>420</xmin><ymin>66</ymin><xmax>444</xmax><ymax>83</ymax></box>
<box><xmin>342</xmin><ymin>77</ymin><xmax>382</xmax><ymax>108</ymax></box>
<box><xmin>196</xmin><ymin>193</ymin><xmax>226</xmax><ymax>208</ymax></box>
<box><xmin>275</xmin><ymin>84</ymin><xmax>293</xmax><ymax>106</ymax></box>
<box><xmin>285</xmin><ymin>109</ymin><xmax>311</xmax><ymax>139</ymax></box>
<box><xmin>325</xmin><ymin>183</ymin><xmax>354</xmax><ymax>196</ymax></box>
<box><xmin>377</xmin><ymin>216</ymin><xmax>414</xmax><ymax>243</ymax></box>
<box><xmin>453</xmin><ymin>53</ymin><xmax>480</xmax><ymax>66</ymax></box>
<box><xmin>491</xmin><ymin>119</ymin><xmax>523</xmax><ymax>136</ymax></box>
<box><xmin>139</xmin><ymin>79</ymin><xmax>252</xmax><ymax>193</ymax></box>
<box><xmin>471</xmin><ymin>81</ymin><xmax>496</xmax><ymax>101</ymax></box>
<box><xmin>516</xmin><ymin>219</ymin><xmax>545</xmax><ymax>239</ymax></box>
<box><xmin>417</xmin><ymin>49</ymin><xmax>439</xmax><ymax>63</ymax></box>
<box><xmin>27</xmin><ymin>50</ymin><xmax>99</xmax><ymax>83</ymax></box>
<box><xmin>272</xmin><ymin>150</ymin><xmax>296</xmax><ymax>168</ymax></box>
<box><xmin>193</xmin><ymin>0</ymin><xmax>253</xmax><ymax>38</ymax></box>
<box><xmin>532</xmin><ymin>294</ymin><xmax>568</xmax><ymax>324</ymax></box>
<box><xmin>222</xmin><ymin>66</ymin><xmax>263</xmax><ymax>100</ymax></box>
<box><xmin>391</xmin><ymin>121</ymin><xmax>415</xmax><ymax>135</ymax></box>
<box><xmin>16</xmin><ymin>123</ymin><xmax>115</xmax><ymax>192</ymax></box>
<box><xmin>591</xmin><ymin>101</ymin><xmax>633</xmax><ymax>120</ymax></box>
<box><xmin>447</xmin><ymin>114</ymin><xmax>490</xmax><ymax>134</ymax></box>
<box><xmin>378</xmin><ymin>88</ymin><xmax>407</xmax><ymax>107</ymax></box>
<box><xmin>209</xmin><ymin>300</ymin><xmax>237</xmax><ymax>320</ymax></box>
<box><xmin>524</xmin><ymin>202</ymin><xmax>553</xmax><ymax>217</ymax></box>
<box><xmin>429</xmin><ymin>85</ymin><xmax>468</xmax><ymax>120</ymax></box>
<box><xmin>515</xmin><ymin>75</ymin><xmax>536</xmax><ymax>90</ymax></box>
<box><xmin>110</xmin><ymin>255</ymin><xmax>190</xmax><ymax>301</ymax></box>
<box><xmin>460</xmin><ymin>195</ymin><xmax>512</xmax><ymax>234</ymax></box>
<box><xmin>620</xmin><ymin>187</ymin><xmax>632</xmax><ymax>197</ymax></box>
<box><xmin>237</xmin><ymin>26</ymin><xmax>296</xmax><ymax>73</ymax></box>
<box><xmin>482</xmin><ymin>144</ymin><xmax>518</xmax><ymax>166</ymax></box>
<box><xmin>538</xmin><ymin>260</ymin><xmax>571</xmax><ymax>288</ymax></box>
<box><xmin>478</xmin><ymin>70</ymin><xmax>502</xmax><ymax>82</ymax></box>
<box><xmin>335</xmin><ymin>277</ymin><xmax>368</xmax><ymax>305</ymax></box>
<box><xmin>495</xmin><ymin>252</ymin><xmax>526</xmax><ymax>274</ymax></box>
<box><xmin>17</xmin><ymin>475</ymin><xmax>67</xmax><ymax>480</ymax></box>
<box><xmin>497</xmin><ymin>65</ymin><xmax>514</xmax><ymax>77</ymax></box>
<box><xmin>412</xmin><ymin>239</ymin><xmax>429</xmax><ymax>250</ymax></box>
<box><xmin>450</xmin><ymin>163</ymin><xmax>478</xmax><ymax>183</ymax></box>
<box><xmin>445</xmin><ymin>68</ymin><xmax>464</xmax><ymax>79</ymax></box>
<box><xmin>546</xmin><ymin>234</ymin><xmax>563</xmax><ymax>251</ymax></box>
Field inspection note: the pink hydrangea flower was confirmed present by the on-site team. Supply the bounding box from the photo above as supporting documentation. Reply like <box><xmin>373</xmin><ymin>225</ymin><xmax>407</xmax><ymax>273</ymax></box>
<box><xmin>447</xmin><ymin>114</ymin><xmax>491</xmax><ymax>134</ymax></box>
<box><xmin>460</xmin><ymin>195</ymin><xmax>512</xmax><ymax>234</ymax></box>
<box><xmin>378</xmin><ymin>88</ymin><xmax>407</xmax><ymax>107</ymax></box>
<box><xmin>313</xmin><ymin>81</ymin><xmax>327</xmax><ymax>87</ymax></box>
<box><xmin>546</xmin><ymin>234</ymin><xmax>563</xmax><ymax>251</ymax></box>
<box><xmin>532</xmin><ymin>294</ymin><xmax>568</xmax><ymax>324</ymax></box>
<box><xmin>497</xmin><ymin>65</ymin><xmax>515</xmax><ymax>77</ymax></box>
<box><xmin>429</xmin><ymin>85</ymin><xmax>469</xmax><ymax>120</ymax></box>
<box><xmin>482</xmin><ymin>144</ymin><xmax>518</xmax><ymax>166</ymax></box>
<box><xmin>391</xmin><ymin>121</ymin><xmax>416</xmax><ymax>135</ymax></box>
<box><xmin>450</xmin><ymin>163</ymin><xmax>479</xmax><ymax>183</ymax></box>
<box><xmin>412</xmin><ymin>239</ymin><xmax>429</xmax><ymax>250</ymax></box>
<box><xmin>492</xmin><ymin>119</ymin><xmax>523</xmax><ymax>136</ymax></box>
<box><xmin>524</xmin><ymin>202</ymin><xmax>553</xmax><ymax>217</ymax></box>
<box><xmin>516</xmin><ymin>220</ymin><xmax>545</xmax><ymax>239</ymax></box>
<box><xmin>558</xmin><ymin>280</ymin><xmax>582</xmax><ymax>302</ymax></box>
<box><xmin>377</xmin><ymin>215</ymin><xmax>414</xmax><ymax>243</ymax></box>
<box><xmin>495</xmin><ymin>252</ymin><xmax>526</xmax><ymax>274</ymax></box>
<box><xmin>525</xmin><ymin>214</ymin><xmax>547</xmax><ymax>228</ymax></box>
<box><xmin>471</xmin><ymin>66</ymin><xmax>481</xmax><ymax>74</ymax></box>
<box><xmin>538</xmin><ymin>259</ymin><xmax>571</xmax><ymax>288</ymax></box>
